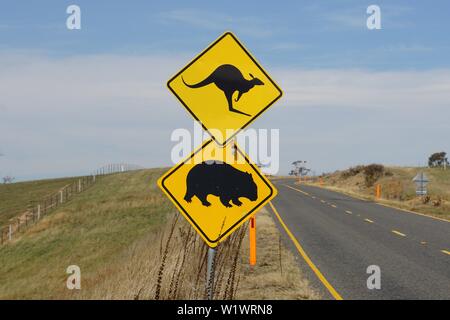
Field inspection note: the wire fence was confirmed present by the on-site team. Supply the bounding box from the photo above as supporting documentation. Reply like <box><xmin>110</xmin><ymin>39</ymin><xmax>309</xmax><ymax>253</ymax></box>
<box><xmin>0</xmin><ymin>163</ymin><xmax>143</xmax><ymax>245</ymax></box>
<box><xmin>93</xmin><ymin>163</ymin><xmax>143</xmax><ymax>176</ymax></box>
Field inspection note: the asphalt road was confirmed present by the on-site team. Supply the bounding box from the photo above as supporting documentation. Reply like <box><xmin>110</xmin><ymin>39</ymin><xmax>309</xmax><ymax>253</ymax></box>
<box><xmin>268</xmin><ymin>178</ymin><xmax>450</xmax><ymax>300</ymax></box>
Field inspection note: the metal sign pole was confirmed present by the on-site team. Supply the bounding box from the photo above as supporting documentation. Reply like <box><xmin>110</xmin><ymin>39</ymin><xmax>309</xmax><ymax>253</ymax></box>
<box><xmin>206</xmin><ymin>247</ymin><xmax>217</xmax><ymax>300</ymax></box>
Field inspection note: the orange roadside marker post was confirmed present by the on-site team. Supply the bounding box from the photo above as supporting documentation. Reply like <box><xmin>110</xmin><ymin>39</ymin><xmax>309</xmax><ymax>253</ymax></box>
<box><xmin>249</xmin><ymin>216</ymin><xmax>256</xmax><ymax>266</ymax></box>
<box><xmin>376</xmin><ymin>184</ymin><xmax>381</xmax><ymax>199</ymax></box>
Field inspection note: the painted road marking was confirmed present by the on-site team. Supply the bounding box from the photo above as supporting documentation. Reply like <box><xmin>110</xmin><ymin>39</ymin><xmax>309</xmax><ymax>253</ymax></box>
<box><xmin>283</xmin><ymin>184</ymin><xmax>310</xmax><ymax>196</ymax></box>
<box><xmin>377</xmin><ymin>202</ymin><xmax>450</xmax><ymax>223</ymax></box>
<box><xmin>441</xmin><ymin>250</ymin><xmax>450</xmax><ymax>256</ymax></box>
<box><xmin>364</xmin><ymin>219</ymin><xmax>374</xmax><ymax>223</ymax></box>
<box><xmin>331</xmin><ymin>204</ymin><xmax>337</xmax><ymax>208</ymax></box>
<box><xmin>345</xmin><ymin>210</ymin><xmax>352</xmax><ymax>214</ymax></box>
<box><xmin>321</xmin><ymin>200</ymin><xmax>326</xmax><ymax>203</ymax></box>
<box><xmin>392</xmin><ymin>230</ymin><xmax>406</xmax><ymax>237</ymax></box>
<box><xmin>313</xmin><ymin>181</ymin><xmax>450</xmax><ymax>223</ymax></box>
<box><xmin>269</xmin><ymin>201</ymin><xmax>343</xmax><ymax>300</ymax></box>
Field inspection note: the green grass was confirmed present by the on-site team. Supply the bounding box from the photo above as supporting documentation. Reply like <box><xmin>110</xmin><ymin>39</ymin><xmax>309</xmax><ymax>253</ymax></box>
<box><xmin>0</xmin><ymin>177</ymin><xmax>79</xmax><ymax>226</ymax></box>
<box><xmin>0</xmin><ymin>168</ymin><xmax>173</xmax><ymax>299</ymax></box>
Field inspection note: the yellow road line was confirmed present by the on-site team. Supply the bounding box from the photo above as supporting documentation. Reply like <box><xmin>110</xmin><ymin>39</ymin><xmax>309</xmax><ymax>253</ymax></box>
<box><xmin>441</xmin><ymin>250</ymin><xmax>450</xmax><ymax>256</ymax></box>
<box><xmin>364</xmin><ymin>219</ymin><xmax>374</xmax><ymax>223</ymax></box>
<box><xmin>269</xmin><ymin>201</ymin><xmax>343</xmax><ymax>300</ymax></box>
<box><xmin>283</xmin><ymin>184</ymin><xmax>310</xmax><ymax>196</ymax></box>
<box><xmin>345</xmin><ymin>210</ymin><xmax>352</xmax><ymax>214</ymax></box>
<box><xmin>392</xmin><ymin>230</ymin><xmax>406</xmax><ymax>237</ymax></box>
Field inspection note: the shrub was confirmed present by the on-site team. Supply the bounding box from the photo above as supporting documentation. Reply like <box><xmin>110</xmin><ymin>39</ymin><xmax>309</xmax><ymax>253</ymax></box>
<box><xmin>341</xmin><ymin>165</ymin><xmax>364</xmax><ymax>179</ymax></box>
<box><xmin>363</xmin><ymin>164</ymin><xmax>385</xmax><ymax>187</ymax></box>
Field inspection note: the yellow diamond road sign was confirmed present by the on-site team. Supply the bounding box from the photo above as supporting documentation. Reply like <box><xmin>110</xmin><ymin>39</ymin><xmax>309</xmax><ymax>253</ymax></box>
<box><xmin>167</xmin><ymin>32</ymin><xmax>283</xmax><ymax>146</ymax></box>
<box><xmin>157</xmin><ymin>140</ymin><xmax>277</xmax><ymax>247</ymax></box>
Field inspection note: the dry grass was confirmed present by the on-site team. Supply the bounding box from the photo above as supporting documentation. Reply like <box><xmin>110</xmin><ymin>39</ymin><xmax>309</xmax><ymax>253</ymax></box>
<box><xmin>237</xmin><ymin>208</ymin><xmax>320</xmax><ymax>300</ymax></box>
<box><xmin>68</xmin><ymin>208</ymin><xmax>319</xmax><ymax>300</ymax></box>
<box><xmin>316</xmin><ymin>166</ymin><xmax>450</xmax><ymax>220</ymax></box>
<box><xmin>65</xmin><ymin>213</ymin><xmax>243</xmax><ymax>300</ymax></box>
<box><xmin>70</xmin><ymin>209</ymin><xmax>320</xmax><ymax>300</ymax></box>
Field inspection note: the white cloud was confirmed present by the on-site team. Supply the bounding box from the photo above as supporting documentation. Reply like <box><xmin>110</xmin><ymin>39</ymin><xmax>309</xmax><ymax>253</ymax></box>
<box><xmin>0</xmin><ymin>52</ymin><xmax>449</xmax><ymax>179</ymax></box>
<box><xmin>275</xmin><ymin>68</ymin><xmax>450</xmax><ymax>110</ymax></box>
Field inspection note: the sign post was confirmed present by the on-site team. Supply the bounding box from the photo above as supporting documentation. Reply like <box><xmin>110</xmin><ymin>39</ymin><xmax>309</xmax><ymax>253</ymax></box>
<box><xmin>159</xmin><ymin>32</ymin><xmax>282</xmax><ymax>299</ymax></box>
<box><xmin>206</xmin><ymin>247</ymin><xmax>216</xmax><ymax>300</ymax></box>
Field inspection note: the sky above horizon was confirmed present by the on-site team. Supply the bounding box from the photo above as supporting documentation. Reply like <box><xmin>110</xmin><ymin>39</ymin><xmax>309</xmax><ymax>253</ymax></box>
<box><xmin>1</xmin><ymin>1</ymin><xmax>449</xmax><ymax>181</ymax></box>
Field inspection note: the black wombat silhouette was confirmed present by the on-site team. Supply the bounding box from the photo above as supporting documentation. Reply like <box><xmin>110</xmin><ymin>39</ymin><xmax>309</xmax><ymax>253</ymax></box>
<box><xmin>182</xmin><ymin>64</ymin><xmax>264</xmax><ymax>117</ymax></box>
<box><xmin>184</xmin><ymin>161</ymin><xmax>258</xmax><ymax>208</ymax></box>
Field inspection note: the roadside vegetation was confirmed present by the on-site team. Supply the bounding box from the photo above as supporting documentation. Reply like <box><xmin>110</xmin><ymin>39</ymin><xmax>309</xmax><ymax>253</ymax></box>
<box><xmin>318</xmin><ymin>165</ymin><xmax>450</xmax><ymax>220</ymax></box>
<box><xmin>0</xmin><ymin>169</ymin><xmax>318</xmax><ymax>299</ymax></box>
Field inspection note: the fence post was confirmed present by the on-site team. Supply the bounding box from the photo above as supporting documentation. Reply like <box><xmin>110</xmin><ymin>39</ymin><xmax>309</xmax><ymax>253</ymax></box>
<box><xmin>60</xmin><ymin>190</ymin><xmax>64</xmax><ymax>204</ymax></box>
<box><xmin>8</xmin><ymin>224</ymin><xmax>12</xmax><ymax>241</ymax></box>
<box><xmin>78</xmin><ymin>179</ymin><xmax>81</xmax><ymax>193</ymax></box>
<box><xmin>37</xmin><ymin>204</ymin><xmax>41</xmax><ymax>220</ymax></box>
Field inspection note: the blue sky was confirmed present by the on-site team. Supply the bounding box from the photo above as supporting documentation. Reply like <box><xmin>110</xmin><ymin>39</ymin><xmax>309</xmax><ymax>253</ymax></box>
<box><xmin>2</xmin><ymin>1</ymin><xmax>450</xmax><ymax>69</ymax></box>
<box><xmin>0</xmin><ymin>1</ymin><xmax>449</xmax><ymax>180</ymax></box>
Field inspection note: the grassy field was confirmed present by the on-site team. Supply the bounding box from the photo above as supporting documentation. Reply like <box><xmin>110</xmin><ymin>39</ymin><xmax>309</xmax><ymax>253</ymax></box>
<box><xmin>0</xmin><ymin>177</ymin><xmax>79</xmax><ymax>226</ymax></box>
<box><xmin>317</xmin><ymin>166</ymin><xmax>450</xmax><ymax>220</ymax></box>
<box><xmin>0</xmin><ymin>169</ymin><xmax>317</xmax><ymax>299</ymax></box>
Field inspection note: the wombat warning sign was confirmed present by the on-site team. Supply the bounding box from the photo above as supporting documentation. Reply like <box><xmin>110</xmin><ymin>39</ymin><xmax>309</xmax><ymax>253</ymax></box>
<box><xmin>158</xmin><ymin>140</ymin><xmax>277</xmax><ymax>248</ymax></box>
<box><xmin>167</xmin><ymin>32</ymin><xmax>282</xmax><ymax>146</ymax></box>
<box><xmin>184</xmin><ymin>161</ymin><xmax>258</xmax><ymax>208</ymax></box>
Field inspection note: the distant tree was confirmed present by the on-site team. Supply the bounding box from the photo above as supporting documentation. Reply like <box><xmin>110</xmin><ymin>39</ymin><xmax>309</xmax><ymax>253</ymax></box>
<box><xmin>2</xmin><ymin>176</ymin><xmax>14</xmax><ymax>184</ymax></box>
<box><xmin>428</xmin><ymin>152</ymin><xmax>449</xmax><ymax>168</ymax></box>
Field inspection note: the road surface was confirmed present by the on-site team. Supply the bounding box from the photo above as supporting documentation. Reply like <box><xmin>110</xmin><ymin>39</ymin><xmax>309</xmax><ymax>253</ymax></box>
<box><xmin>268</xmin><ymin>178</ymin><xmax>450</xmax><ymax>300</ymax></box>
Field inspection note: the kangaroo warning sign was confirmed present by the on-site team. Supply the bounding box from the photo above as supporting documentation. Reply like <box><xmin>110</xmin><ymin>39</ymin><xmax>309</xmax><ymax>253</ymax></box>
<box><xmin>157</xmin><ymin>140</ymin><xmax>277</xmax><ymax>247</ymax></box>
<box><xmin>167</xmin><ymin>32</ymin><xmax>283</xmax><ymax>146</ymax></box>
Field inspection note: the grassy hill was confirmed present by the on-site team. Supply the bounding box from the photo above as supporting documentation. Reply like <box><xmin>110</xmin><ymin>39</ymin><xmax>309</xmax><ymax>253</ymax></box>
<box><xmin>0</xmin><ymin>169</ymin><xmax>318</xmax><ymax>299</ymax></box>
<box><xmin>0</xmin><ymin>177</ymin><xmax>78</xmax><ymax>226</ymax></box>
<box><xmin>0</xmin><ymin>169</ymin><xmax>169</xmax><ymax>298</ymax></box>
<box><xmin>318</xmin><ymin>166</ymin><xmax>450</xmax><ymax>220</ymax></box>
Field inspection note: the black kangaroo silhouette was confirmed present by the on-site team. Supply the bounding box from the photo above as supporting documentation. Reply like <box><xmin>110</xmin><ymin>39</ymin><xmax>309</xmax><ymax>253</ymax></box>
<box><xmin>182</xmin><ymin>64</ymin><xmax>264</xmax><ymax>117</ymax></box>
